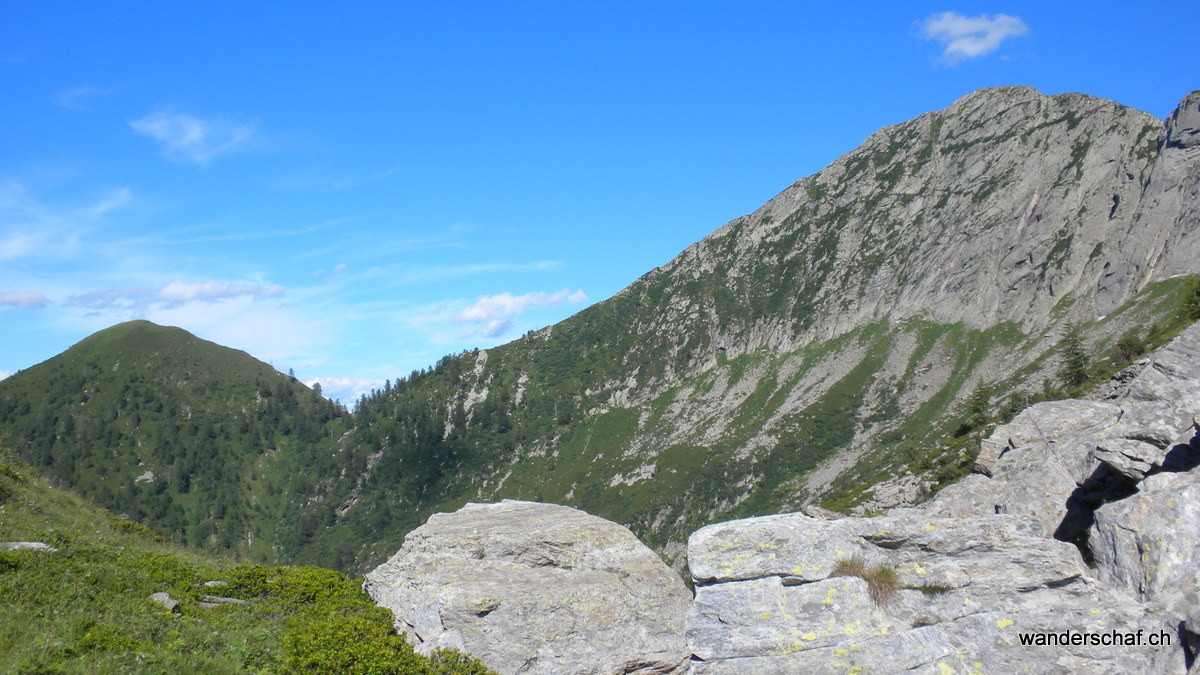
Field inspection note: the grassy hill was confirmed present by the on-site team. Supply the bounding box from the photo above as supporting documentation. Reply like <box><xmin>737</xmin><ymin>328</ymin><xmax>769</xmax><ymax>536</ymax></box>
<box><xmin>0</xmin><ymin>320</ymin><xmax>351</xmax><ymax>563</ymax></box>
<box><xmin>0</xmin><ymin>443</ymin><xmax>491</xmax><ymax>673</ymax></box>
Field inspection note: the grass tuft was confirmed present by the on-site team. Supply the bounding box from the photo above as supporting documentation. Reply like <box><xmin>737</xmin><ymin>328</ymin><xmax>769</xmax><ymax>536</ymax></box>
<box><xmin>830</xmin><ymin>556</ymin><xmax>900</xmax><ymax>606</ymax></box>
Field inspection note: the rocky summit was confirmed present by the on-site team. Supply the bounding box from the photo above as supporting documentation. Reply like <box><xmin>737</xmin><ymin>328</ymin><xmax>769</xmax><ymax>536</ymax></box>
<box><xmin>371</xmin><ymin>322</ymin><xmax>1200</xmax><ymax>674</ymax></box>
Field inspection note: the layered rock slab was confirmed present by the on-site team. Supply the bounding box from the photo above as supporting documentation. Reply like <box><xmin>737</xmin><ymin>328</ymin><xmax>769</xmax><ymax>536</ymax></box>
<box><xmin>364</xmin><ymin>499</ymin><xmax>691</xmax><ymax>675</ymax></box>
<box><xmin>687</xmin><ymin>511</ymin><xmax>1181</xmax><ymax>674</ymax></box>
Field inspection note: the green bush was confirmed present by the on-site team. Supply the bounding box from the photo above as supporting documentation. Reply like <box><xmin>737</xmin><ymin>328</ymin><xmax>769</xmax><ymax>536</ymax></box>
<box><xmin>224</xmin><ymin>564</ymin><xmax>495</xmax><ymax>674</ymax></box>
<box><xmin>1112</xmin><ymin>332</ymin><xmax>1147</xmax><ymax>364</ymax></box>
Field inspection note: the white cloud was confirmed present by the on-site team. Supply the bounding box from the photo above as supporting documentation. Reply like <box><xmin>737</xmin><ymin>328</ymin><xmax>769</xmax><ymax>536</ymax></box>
<box><xmin>65</xmin><ymin>281</ymin><xmax>284</xmax><ymax>310</ymax></box>
<box><xmin>145</xmin><ymin>294</ymin><xmax>325</xmax><ymax>365</ymax></box>
<box><xmin>918</xmin><ymin>12</ymin><xmax>1029</xmax><ymax>65</ymax></box>
<box><xmin>0</xmin><ymin>370</ymin><xmax>13</xmax><ymax>381</ymax></box>
<box><xmin>129</xmin><ymin>109</ymin><xmax>255</xmax><ymax>166</ymax></box>
<box><xmin>307</xmin><ymin>375</ymin><xmax>387</xmax><ymax>404</ymax></box>
<box><xmin>455</xmin><ymin>288</ymin><xmax>588</xmax><ymax>324</ymax></box>
<box><xmin>480</xmin><ymin>319</ymin><xmax>514</xmax><ymax>338</ymax></box>
<box><xmin>0</xmin><ymin>291</ymin><xmax>47</xmax><ymax>308</ymax></box>
<box><xmin>158</xmin><ymin>280</ymin><xmax>284</xmax><ymax>302</ymax></box>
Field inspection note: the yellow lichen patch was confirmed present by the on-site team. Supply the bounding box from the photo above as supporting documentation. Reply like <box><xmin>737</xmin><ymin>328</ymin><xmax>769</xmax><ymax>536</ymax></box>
<box><xmin>773</xmin><ymin>640</ymin><xmax>808</xmax><ymax>656</ymax></box>
<box><xmin>996</xmin><ymin>619</ymin><xmax>1014</xmax><ymax>629</ymax></box>
<box><xmin>871</xmin><ymin>625</ymin><xmax>891</xmax><ymax>637</ymax></box>
<box><xmin>924</xmin><ymin>524</ymin><xmax>937</xmax><ymax>531</ymax></box>
<box><xmin>760</xmin><ymin>612</ymin><xmax>772</xmax><ymax>621</ymax></box>
<box><xmin>757</xmin><ymin>541</ymin><xmax>781</xmax><ymax>551</ymax></box>
<box><xmin>835</xmin><ymin>648</ymin><xmax>849</xmax><ymax>657</ymax></box>
<box><xmin>912</xmin><ymin>563</ymin><xmax>927</xmax><ymax>575</ymax></box>
<box><xmin>823</xmin><ymin>585</ymin><xmax>841</xmax><ymax>605</ymax></box>
<box><xmin>804</xmin><ymin>632</ymin><xmax>818</xmax><ymax>641</ymax></box>
<box><xmin>936</xmin><ymin>662</ymin><xmax>955</xmax><ymax>675</ymax></box>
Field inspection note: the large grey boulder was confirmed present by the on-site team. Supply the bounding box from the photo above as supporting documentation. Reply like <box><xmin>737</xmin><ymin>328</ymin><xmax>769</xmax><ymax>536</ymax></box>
<box><xmin>364</xmin><ymin>500</ymin><xmax>691</xmax><ymax>675</ymax></box>
<box><xmin>687</xmin><ymin>511</ymin><xmax>1181</xmax><ymax>673</ymax></box>
<box><xmin>1091</xmin><ymin>442</ymin><xmax>1200</xmax><ymax>620</ymax></box>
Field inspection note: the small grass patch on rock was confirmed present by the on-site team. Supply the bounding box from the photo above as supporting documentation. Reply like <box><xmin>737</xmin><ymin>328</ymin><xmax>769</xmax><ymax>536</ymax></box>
<box><xmin>829</xmin><ymin>556</ymin><xmax>900</xmax><ymax>606</ymax></box>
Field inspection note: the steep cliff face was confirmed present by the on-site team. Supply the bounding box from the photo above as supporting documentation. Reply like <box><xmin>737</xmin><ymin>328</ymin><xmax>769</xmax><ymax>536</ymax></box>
<box><xmin>323</xmin><ymin>88</ymin><xmax>1200</xmax><ymax>573</ymax></box>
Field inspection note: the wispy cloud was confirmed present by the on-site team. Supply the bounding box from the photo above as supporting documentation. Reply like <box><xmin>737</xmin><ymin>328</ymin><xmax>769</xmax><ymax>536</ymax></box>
<box><xmin>454</xmin><ymin>288</ymin><xmax>588</xmax><ymax>338</ymax></box>
<box><xmin>0</xmin><ymin>180</ymin><xmax>131</xmax><ymax>260</ymax></box>
<box><xmin>0</xmin><ymin>370</ymin><xmax>13</xmax><ymax>381</ymax></box>
<box><xmin>918</xmin><ymin>12</ymin><xmax>1029</xmax><ymax>66</ymax></box>
<box><xmin>158</xmin><ymin>280</ymin><xmax>284</xmax><ymax>302</ymax></box>
<box><xmin>456</xmin><ymin>288</ymin><xmax>588</xmax><ymax>323</ymax></box>
<box><xmin>0</xmin><ymin>291</ymin><xmax>48</xmax><ymax>308</ymax></box>
<box><xmin>307</xmin><ymin>375</ymin><xmax>386</xmax><ymax>404</ymax></box>
<box><xmin>67</xmin><ymin>281</ymin><xmax>284</xmax><ymax>310</ymax></box>
<box><xmin>53</xmin><ymin>84</ymin><xmax>112</xmax><ymax>112</ymax></box>
<box><xmin>129</xmin><ymin>109</ymin><xmax>256</xmax><ymax>166</ymax></box>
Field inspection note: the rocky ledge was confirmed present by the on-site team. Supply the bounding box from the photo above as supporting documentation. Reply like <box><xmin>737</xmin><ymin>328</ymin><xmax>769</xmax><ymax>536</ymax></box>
<box><xmin>367</xmin><ymin>323</ymin><xmax>1200</xmax><ymax>674</ymax></box>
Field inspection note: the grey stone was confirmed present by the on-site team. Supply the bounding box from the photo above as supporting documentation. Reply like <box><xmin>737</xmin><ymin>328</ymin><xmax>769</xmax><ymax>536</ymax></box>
<box><xmin>687</xmin><ymin>510</ymin><xmax>1181</xmax><ymax>673</ymax></box>
<box><xmin>1091</xmin><ymin>438</ymin><xmax>1166</xmax><ymax>481</ymax></box>
<box><xmin>198</xmin><ymin>595</ymin><xmax>247</xmax><ymax>608</ymax></box>
<box><xmin>364</xmin><ymin>500</ymin><xmax>691</xmax><ymax>675</ymax></box>
<box><xmin>1091</xmin><ymin>468</ymin><xmax>1200</xmax><ymax>620</ymax></box>
<box><xmin>150</xmin><ymin>592</ymin><xmax>179</xmax><ymax>613</ymax></box>
<box><xmin>0</xmin><ymin>541</ymin><xmax>58</xmax><ymax>553</ymax></box>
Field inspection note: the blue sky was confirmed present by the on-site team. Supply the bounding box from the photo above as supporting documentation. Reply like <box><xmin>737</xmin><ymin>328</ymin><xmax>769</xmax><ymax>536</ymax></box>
<box><xmin>2</xmin><ymin>2</ymin><xmax>1197</xmax><ymax>404</ymax></box>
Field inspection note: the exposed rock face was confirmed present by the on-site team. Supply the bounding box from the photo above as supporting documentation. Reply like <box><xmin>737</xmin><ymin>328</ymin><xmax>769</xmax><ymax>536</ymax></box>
<box><xmin>686</xmin><ymin>322</ymin><xmax>1200</xmax><ymax>672</ymax></box>
<box><xmin>363</xmin><ymin>500</ymin><xmax>691</xmax><ymax>675</ymax></box>
<box><xmin>687</xmin><ymin>512</ymin><xmax>1179</xmax><ymax>673</ymax></box>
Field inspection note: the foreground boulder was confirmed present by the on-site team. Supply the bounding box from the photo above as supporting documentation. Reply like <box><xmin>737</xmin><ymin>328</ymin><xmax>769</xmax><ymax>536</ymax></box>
<box><xmin>686</xmin><ymin>511</ymin><xmax>1180</xmax><ymax>673</ymax></box>
<box><xmin>364</xmin><ymin>499</ymin><xmax>691</xmax><ymax>675</ymax></box>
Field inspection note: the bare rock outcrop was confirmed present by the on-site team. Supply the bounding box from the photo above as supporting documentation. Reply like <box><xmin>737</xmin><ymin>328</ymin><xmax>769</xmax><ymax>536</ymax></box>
<box><xmin>687</xmin><ymin>512</ymin><xmax>1180</xmax><ymax>673</ymax></box>
<box><xmin>683</xmin><ymin>322</ymin><xmax>1200</xmax><ymax>672</ymax></box>
<box><xmin>363</xmin><ymin>499</ymin><xmax>691</xmax><ymax>675</ymax></box>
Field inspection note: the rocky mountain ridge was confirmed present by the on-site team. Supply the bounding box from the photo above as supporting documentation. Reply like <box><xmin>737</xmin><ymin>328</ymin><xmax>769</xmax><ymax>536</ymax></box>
<box><xmin>2</xmin><ymin>87</ymin><xmax>1198</xmax><ymax>576</ymax></box>
<box><xmin>338</xmin><ymin>86</ymin><xmax>1200</xmax><ymax>570</ymax></box>
<box><xmin>366</xmin><ymin>322</ymin><xmax>1200</xmax><ymax>673</ymax></box>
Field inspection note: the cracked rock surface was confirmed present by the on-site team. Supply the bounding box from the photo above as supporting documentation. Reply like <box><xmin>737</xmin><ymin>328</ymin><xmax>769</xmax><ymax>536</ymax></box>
<box><xmin>685</xmin><ymin>323</ymin><xmax>1200</xmax><ymax>673</ymax></box>
<box><xmin>364</xmin><ymin>499</ymin><xmax>691</xmax><ymax>675</ymax></box>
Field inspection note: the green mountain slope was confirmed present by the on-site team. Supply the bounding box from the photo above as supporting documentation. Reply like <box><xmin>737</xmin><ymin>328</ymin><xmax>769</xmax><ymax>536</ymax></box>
<box><xmin>0</xmin><ymin>320</ymin><xmax>350</xmax><ymax>562</ymax></box>
<box><xmin>0</xmin><ymin>444</ymin><xmax>491</xmax><ymax>673</ymax></box>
